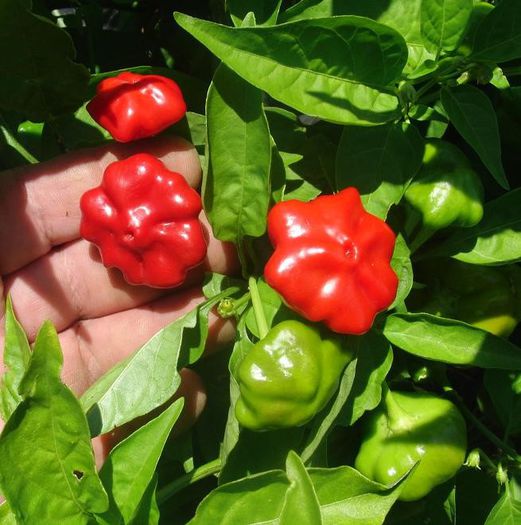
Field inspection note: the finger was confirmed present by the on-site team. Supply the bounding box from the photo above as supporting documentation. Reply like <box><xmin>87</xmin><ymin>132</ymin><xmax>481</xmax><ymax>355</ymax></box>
<box><xmin>0</xmin><ymin>135</ymin><xmax>201</xmax><ymax>275</ymax></box>
<box><xmin>92</xmin><ymin>368</ymin><xmax>206</xmax><ymax>469</ymax></box>
<box><xmin>4</xmin><ymin>213</ymin><xmax>238</xmax><ymax>341</ymax></box>
<box><xmin>56</xmin><ymin>288</ymin><xmax>235</xmax><ymax>396</ymax></box>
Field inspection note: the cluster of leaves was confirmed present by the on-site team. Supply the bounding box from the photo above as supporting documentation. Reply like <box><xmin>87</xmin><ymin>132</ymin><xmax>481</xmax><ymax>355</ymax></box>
<box><xmin>2</xmin><ymin>0</ymin><xmax>521</xmax><ymax>523</ymax></box>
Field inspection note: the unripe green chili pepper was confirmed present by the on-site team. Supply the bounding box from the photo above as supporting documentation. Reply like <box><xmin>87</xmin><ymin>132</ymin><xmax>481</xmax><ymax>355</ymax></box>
<box><xmin>355</xmin><ymin>389</ymin><xmax>467</xmax><ymax>501</ymax></box>
<box><xmin>234</xmin><ymin>320</ymin><xmax>353</xmax><ymax>431</ymax></box>
<box><xmin>404</xmin><ymin>139</ymin><xmax>484</xmax><ymax>231</ymax></box>
<box><xmin>412</xmin><ymin>260</ymin><xmax>521</xmax><ymax>337</ymax></box>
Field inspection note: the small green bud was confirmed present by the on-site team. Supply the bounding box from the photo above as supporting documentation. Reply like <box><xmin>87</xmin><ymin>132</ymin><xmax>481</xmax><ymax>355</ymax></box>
<box><xmin>464</xmin><ymin>449</ymin><xmax>481</xmax><ymax>469</ymax></box>
<box><xmin>217</xmin><ymin>298</ymin><xmax>236</xmax><ymax>318</ymax></box>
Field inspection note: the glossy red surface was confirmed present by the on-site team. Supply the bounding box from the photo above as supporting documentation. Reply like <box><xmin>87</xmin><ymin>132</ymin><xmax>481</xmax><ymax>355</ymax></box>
<box><xmin>80</xmin><ymin>153</ymin><xmax>207</xmax><ymax>287</ymax></box>
<box><xmin>264</xmin><ymin>188</ymin><xmax>398</xmax><ymax>335</ymax></box>
<box><xmin>87</xmin><ymin>72</ymin><xmax>186</xmax><ymax>142</ymax></box>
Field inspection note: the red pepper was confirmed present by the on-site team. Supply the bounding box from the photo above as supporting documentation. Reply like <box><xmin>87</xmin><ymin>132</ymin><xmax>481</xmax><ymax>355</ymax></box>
<box><xmin>264</xmin><ymin>188</ymin><xmax>398</xmax><ymax>335</ymax></box>
<box><xmin>80</xmin><ymin>153</ymin><xmax>207</xmax><ymax>288</ymax></box>
<box><xmin>87</xmin><ymin>72</ymin><xmax>186</xmax><ymax>143</ymax></box>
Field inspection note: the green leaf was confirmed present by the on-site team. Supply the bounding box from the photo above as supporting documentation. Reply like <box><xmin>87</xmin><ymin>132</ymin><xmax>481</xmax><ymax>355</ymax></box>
<box><xmin>0</xmin><ymin>323</ymin><xmax>108</xmax><ymax>525</ymax></box>
<box><xmin>301</xmin><ymin>332</ymin><xmax>392</xmax><ymax>464</ymax></box>
<box><xmin>281</xmin><ymin>0</ymin><xmax>435</xmax><ymax>79</ymax></box>
<box><xmin>420</xmin><ymin>0</ymin><xmax>473</xmax><ymax>53</ymax></box>
<box><xmin>340</xmin><ymin>330</ymin><xmax>393</xmax><ymax>427</ymax></box>
<box><xmin>190</xmin><ymin>470</ymin><xmax>290</xmax><ymax>523</ymax></box>
<box><xmin>281</xmin><ymin>0</ymin><xmax>341</xmax><ymax>20</ymax></box>
<box><xmin>42</xmin><ymin>103</ymin><xmax>109</xmax><ymax>150</ymax></box>
<box><xmin>384</xmin><ymin>313</ymin><xmax>521</xmax><ymax>369</ymax></box>
<box><xmin>484</xmin><ymin>370</ymin><xmax>521</xmax><ymax>436</ymax></box>
<box><xmin>266</xmin><ymin>108</ymin><xmax>335</xmax><ymax>201</ymax></box>
<box><xmin>219</xmin><ymin>317</ymin><xmax>253</xmax><ymax>467</ymax></box>
<box><xmin>0</xmin><ymin>296</ymin><xmax>31</xmax><ymax>421</ymax></box>
<box><xmin>205</xmin><ymin>64</ymin><xmax>271</xmax><ymax>243</ymax></box>
<box><xmin>228</xmin><ymin>0</ymin><xmax>282</xmax><ymax>26</ymax></box>
<box><xmin>98</xmin><ymin>399</ymin><xmax>184</xmax><ymax>524</ymax></box>
<box><xmin>472</xmin><ymin>0</ymin><xmax>521</xmax><ymax>63</ymax></box>
<box><xmin>455</xmin><ymin>469</ymin><xmax>498</xmax><ymax>525</ymax></box>
<box><xmin>81</xmin><ymin>288</ymin><xmax>239</xmax><ymax>436</ymax></box>
<box><xmin>335</xmin><ymin>122</ymin><xmax>424</xmax><ymax>219</ymax></box>
<box><xmin>280</xmin><ymin>452</ymin><xmax>322</xmax><ymax>524</ymax></box>
<box><xmin>191</xmin><ymin>347</ymin><xmax>234</xmax><ymax>463</ymax></box>
<box><xmin>390</xmin><ymin>234</ymin><xmax>413</xmax><ymax>309</ymax></box>
<box><xmin>300</xmin><ymin>359</ymin><xmax>357</xmax><ymax>463</ymax></box>
<box><xmin>310</xmin><ymin>465</ymin><xmax>408</xmax><ymax>524</ymax></box>
<box><xmin>128</xmin><ymin>475</ymin><xmax>160</xmax><ymax>525</ymax></box>
<box><xmin>0</xmin><ymin>502</ymin><xmax>17</xmax><ymax>525</ymax></box>
<box><xmin>422</xmin><ymin>188</ymin><xmax>521</xmax><ymax>265</ymax></box>
<box><xmin>219</xmin><ymin>426</ymin><xmax>305</xmax><ymax>485</ymax></box>
<box><xmin>485</xmin><ymin>484</ymin><xmax>521</xmax><ymax>525</ymax></box>
<box><xmin>190</xmin><ymin>463</ymin><xmax>409</xmax><ymax>524</ymax></box>
<box><xmin>383</xmin><ymin>480</ymin><xmax>454</xmax><ymax>524</ymax></box>
<box><xmin>202</xmin><ymin>272</ymin><xmax>248</xmax><ymax>300</ymax></box>
<box><xmin>0</xmin><ymin>114</ymin><xmax>41</xmax><ymax>166</ymax></box>
<box><xmin>441</xmin><ymin>86</ymin><xmax>508</xmax><ymax>189</ymax></box>
<box><xmin>0</xmin><ymin>0</ymin><xmax>89</xmax><ymax>121</ymax></box>
<box><xmin>171</xmin><ymin>112</ymin><xmax>207</xmax><ymax>149</ymax></box>
<box><xmin>175</xmin><ymin>13</ymin><xmax>406</xmax><ymax>126</ymax></box>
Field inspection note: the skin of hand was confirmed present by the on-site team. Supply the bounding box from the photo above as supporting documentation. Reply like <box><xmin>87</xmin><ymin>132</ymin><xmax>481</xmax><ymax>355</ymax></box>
<box><xmin>0</xmin><ymin>135</ymin><xmax>238</xmax><ymax>467</ymax></box>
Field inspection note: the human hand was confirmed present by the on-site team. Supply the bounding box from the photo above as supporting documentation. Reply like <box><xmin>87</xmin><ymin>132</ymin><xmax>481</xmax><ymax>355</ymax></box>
<box><xmin>0</xmin><ymin>135</ymin><xmax>237</xmax><ymax>464</ymax></box>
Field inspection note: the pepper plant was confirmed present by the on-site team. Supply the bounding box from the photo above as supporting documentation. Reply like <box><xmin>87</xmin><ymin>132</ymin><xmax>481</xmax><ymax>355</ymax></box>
<box><xmin>1</xmin><ymin>0</ymin><xmax>521</xmax><ymax>524</ymax></box>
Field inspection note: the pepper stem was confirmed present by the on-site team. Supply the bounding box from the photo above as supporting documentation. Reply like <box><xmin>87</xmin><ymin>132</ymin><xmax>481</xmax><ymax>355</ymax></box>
<box><xmin>381</xmin><ymin>383</ymin><xmax>410</xmax><ymax>429</ymax></box>
<box><xmin>248</xmin><ymin>276</ymin><xmax>269</xmax><ymax>339</ymax></box>
<box><xmin>409</xmin><ymin>225</ymin><xmax>435</xmax><ymax>255</ymax></box>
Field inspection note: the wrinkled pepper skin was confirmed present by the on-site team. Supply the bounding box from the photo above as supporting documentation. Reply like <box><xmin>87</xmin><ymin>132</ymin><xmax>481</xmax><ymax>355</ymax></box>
<box><xmin>80</xmin><ymin>153</ymin><xmax>207</xmax><ymax>288</ymax></box>
<box><xmin>355</xmin><ymin>390</ymin><xmax>467</xmax><ymax>501</ymax></box>
<box><xmin>413</xmin><ymin>260</ymin><xmax>521</xmax><ymax>337</ymax></box>
<box><xmin>235</xmin><ymin>321</ymin><xmax>353</xmax><ymax>431</ymax></box>
<box><xmin>264</xmin><ymin>188</ymin><xmax>398</xmax><ymax>335</ymax></box>
<box><xmin>87</xmin><ymin>72</ymin><xmax>186</xmax><ymax>142</ymax></box>
<box><xmin>404</xmin><ymin>140</ymin><xmax>484</xmax><ymax>230</ymax></box>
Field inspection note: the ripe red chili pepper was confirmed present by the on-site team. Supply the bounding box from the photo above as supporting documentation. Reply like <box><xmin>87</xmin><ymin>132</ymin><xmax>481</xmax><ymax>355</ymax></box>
<box><xmin>80</xmin><ymin>153</ymin><xmax>207</xmax><ymax>288</ymax></box>
<box><xmin>264</xmin><ymin>188</ymin><xmax>398</xmax><ymax>335</ymax></box>
<box><xmin>87</xmin><ymin>72</ymin><xmax>187</xmax><ymax>143</ymax></box>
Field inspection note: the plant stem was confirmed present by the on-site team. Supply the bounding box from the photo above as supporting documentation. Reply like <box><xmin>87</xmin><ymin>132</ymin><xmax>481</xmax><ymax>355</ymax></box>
<box><xmin>445</xmin><ymin>389</ymin><xmax>521</xmax><ymax>462</ymax></box>
<box><xmin>478</xmin><ymin>448</ymin><xmax>499</xmax><ymax>471</ymax></box>
<box><xmin>156</xmin><ymin>458</ymin><xmax>222</xmax><ymax>505</ymax></box>
<box><xmin>409</xmin><ymin>226</ymin><xmax>435</xmax><ymax>255</ymax></box>
<box><xmin>249</xmin><ymin>276</ymin><xmax>269</xmax><ymax>339</ymax></box>
<box><xmin>233</xmin><ymin>292</ymin><xmax>252</xmax><ymax>311</ymax></box>
<box><xmin>415</xmin><ymin>77</ymin><xmax>440</xmax><ymax>100</ymax></box>
<box><xmin>0</xmin><ymin>116</ymin><xmax>38</xmax><ymax>164</ymax></box>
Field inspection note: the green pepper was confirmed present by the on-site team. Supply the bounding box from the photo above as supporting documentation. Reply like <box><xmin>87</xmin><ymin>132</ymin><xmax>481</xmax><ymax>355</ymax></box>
<box><xmin>355</xmin><ymin>389</ymin><xmax>467</xmax><ymax>501</ymax></box>
<box><xmin>234</xmin><ymin>320</ymin><xmax>353</xmax><ymax>431</ymax></box>
<box><xmin>404</xmin><ymin>139</ymin><xmax>484</xmax><ymax>231</ymax></box>
<box><xmin>412</xmin><ymin>260</ymin><xmax>521</xmax><ymax>337</ymax></box>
